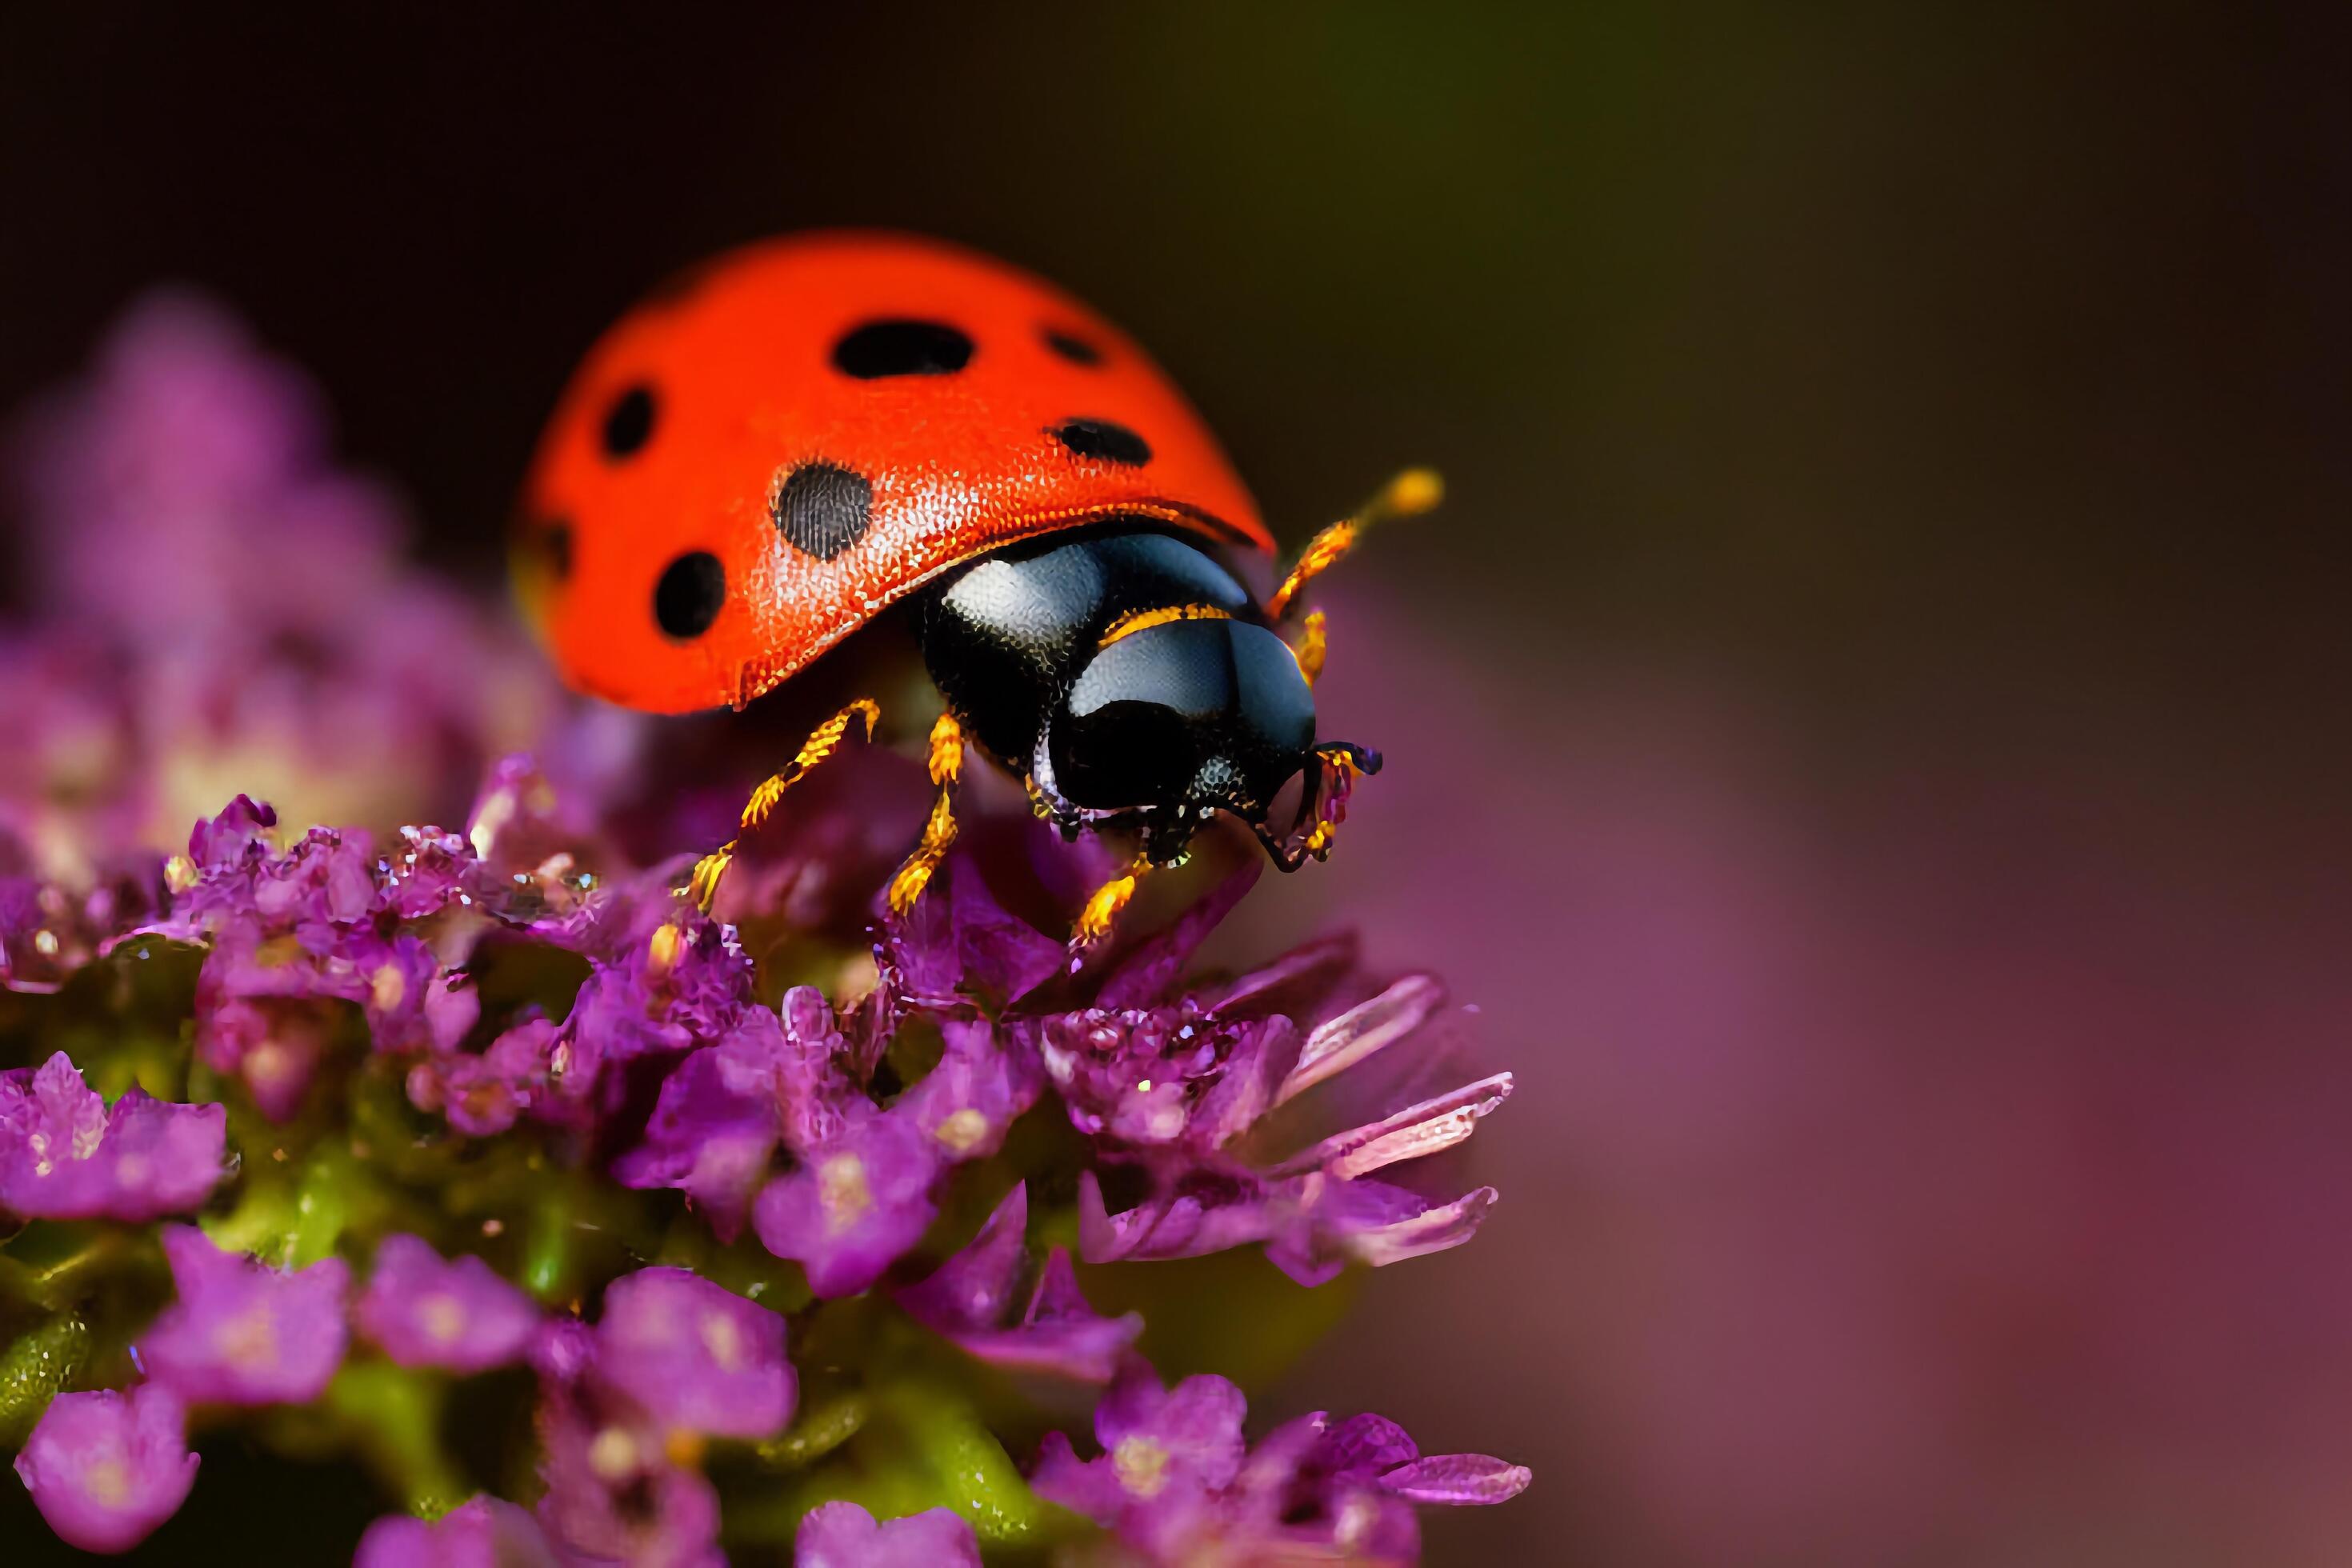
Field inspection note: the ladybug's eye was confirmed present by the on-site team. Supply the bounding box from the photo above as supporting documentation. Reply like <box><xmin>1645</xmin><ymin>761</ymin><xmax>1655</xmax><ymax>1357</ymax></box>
<box><xmin>832</xmin><ymin>319</ymin><xmax>974</xmax><ymax>378</ymax></box>
<box><xmin>602</xmin><ymin>384</ymin><xmax>658</xmax><ymax>459</ymax></box>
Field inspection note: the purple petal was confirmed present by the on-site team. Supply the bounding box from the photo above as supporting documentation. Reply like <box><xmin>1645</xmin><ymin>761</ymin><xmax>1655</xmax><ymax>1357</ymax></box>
<box><xmin>87</xmin><ymin>1088</ymin><xmax>230</xmax><ymax>1220</ymax></box>
<box><xmin>141</xmin><ymin>1226</ymin><xmax>350</xmax><ymax>1406</ymax></box>
<box><xmin>1028</xmin><ymin>1430</ymin><xmax>1133</xmax><ymax>1523</ymax></box>
<box><xmin>430</xmin><ymin>1016</ymin><xmax>557</xmax><ymax>1138</ymax></box>
<box><xmin>1326</xmin><ymin>1182</ymin><xmax>1499</xmax><ymax>1270</ymax></box>
<box><xmin>534</xmin><ymin>1378</ymin><xmax>723</xmax><ymax>1568</ymax></box>
<box><xmin>354</xmin><ymin>1494</ymin><xmax>559</xmax><ymax>1567</ymax></box>
<box><xmin>189</xmin><ymin>795</ymin><xmax>279</xmax><ymax>870</ymax></box>
<box><xmin>994</xmin><ymin>1250</ymin><xmax>1144</xmax><ymax>1382</ymax></box>
<box><xmin>1077</xmin><ymin>1170</ymin><xmax>1274</xmax><ymax>1266</ymax></box>
<box><xmin>0</xmin><ymin>1054</ymin><xmax>227</xmax><ymax>1222</ymax></box>
<box><xmin>754</xmin><ymin>1114</ymin><xmax>941</xmax><ymax>1298</ymax></box>
<box><xmin>794</xmin><ymin>1501</ymin><xmax>981</xmax><ymax>1568</ymax></box>
<box><xmin>1093</xmin><ymin>862</ymin><xmax>1259</xmax><ymax>1010</ymax></box>
<box><xmin>12</xmin><ymin>1385</ymin><xmax>198</xmax><ymax>1554</ymax></box>
<box><xmin>594</xmin><ymin>1267</ymin><xmax>794</xmax><ymax>1439</ymax></box>
<box><xmin>1274</xmin><ymin>974</ymin><xmax>1446</xmax><ymax>1106</ymax></box>
<box><xmin>1203</xmin><ymin>930</ymin><xmax>1358</xmax><ymax>1020</ymax></box>
<box><xmin>895</xmin><ymin>1186</ymin><xmax>1140</xmax><ymax>1382</ymax></box>
<box><xmin>1378</xmin><ymin>1451</ymin><xmax>1534</xmax><ymax>1506</ymax></box>
<box><xmin>883</xmin><ymin>862</ymin><xmax>1062</xmax><ymax>1006</ymax></box>
<box><xmin>1272</xmin><ymin>1071</ymin><xmax>1515</xmax><ymax>1180</ymax></box>
<box><xmin>945</xmin><ymin>866</ymin><xmax>1063</xmax><ymax>1002</ymax></box>
<box><xmin>894</xmin><ymin>1184</ymin><xmax>1030</xmax><ymax>1334</ymax></box>
<box><xmin>1094</xmin><ymin>1366</ymin><xmax>1249</xmax><ymax>1492</ymax></box>
<box><xmin>612</xmin><ymin>1042</ymin><xmax>779</xmax><ymax>1242</ymax></box>
<box><xmin>1315</xmin><ymin>1412</ymin><xmax>1420</xmax><ymax>1475</ymax></box>
<box><xmin>898</xmin><ymin>1020</ymin><xmax>1038</xmax><ymax>1165</ymax></box>
<box><xmin>357</xmin><ymin>1234</ymin><xmax>540</xmax><ymax>1374</ymax></box>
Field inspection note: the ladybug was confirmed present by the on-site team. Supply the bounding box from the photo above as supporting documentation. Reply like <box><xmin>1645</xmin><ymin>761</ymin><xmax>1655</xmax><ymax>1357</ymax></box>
<box><xmin>514</xmin><ymin>231</ymin><xmax>1437</xmax><ymax>941</ymax></box>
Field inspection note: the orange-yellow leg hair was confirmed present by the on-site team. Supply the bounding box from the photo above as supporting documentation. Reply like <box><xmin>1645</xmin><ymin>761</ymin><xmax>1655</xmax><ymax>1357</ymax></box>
<box><xmin>1293</xmin><ymin>608</ymin><xmax>1329</xmax><ymax>688</ymax></box>
<box><xmin>685</xmin><ymin>698</ymin><xmax>882</xmax><ymax>911</ymax></box>
<box><xmin>886</xmin><ymin>711</ymin><xmax>966</xmax><ymax>915</ymax></box>
<box><xmin>1253</xmin><ymin>741</ymin><xmax>1381</xmax><ymax>871</ymax></box>
<box><xmin>1071</xmin><ymin>853</ymin><xmax>1154</xmax><ymax>951</ymax></box>
<box><xmin>1265</xmin><ymin>466</ymin><xmax>1445</xmax><ymax>621</ymax></box>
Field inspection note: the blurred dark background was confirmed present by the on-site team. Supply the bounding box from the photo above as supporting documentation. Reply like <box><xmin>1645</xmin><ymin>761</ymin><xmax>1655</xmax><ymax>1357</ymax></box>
<box><xmin>6</xmin><ymin>4</ymin><xmax>2350</xmax><ymax>1562</ymax></box>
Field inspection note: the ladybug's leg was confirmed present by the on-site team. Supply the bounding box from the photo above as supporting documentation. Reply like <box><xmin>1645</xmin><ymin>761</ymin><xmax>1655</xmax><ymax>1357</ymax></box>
<box><xmin>1251</xmin><ymin>742</ymin><xmax>1382</xmax><ymax>870</ymax></box>
<box><xmin>1292</xmin><ymin>608</ymin><xmax>1329</xmax><ymax>687</ymax></box>
<box><xmin>1264</xmin><ymin>466</ymin><xmax>1444</xmax><ymax>621</ymax></box>
<box><xmin>886</xmin><ymin>711</ymin><xmax>966</xmax><ymax>915</ymax></box>
<box><xmin>685</xmin><ymin>698</ymin><xmax>881</xmax><ymax>912</ymax></box>
<box><xmin>1070</xmin><ymin>852</ymin><xmax>1155</xmax><ymax>951</ymax></box>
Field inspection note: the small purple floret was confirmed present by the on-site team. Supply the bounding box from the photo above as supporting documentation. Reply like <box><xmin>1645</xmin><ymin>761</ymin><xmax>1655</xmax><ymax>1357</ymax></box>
<box><xmin>0</xmin><ymin>1053</ymin><xmax>226</xmax><ymax>1222</ymax></box>
<box><xmin>595</xmin><ymin>1267</ymin><xmax>795</xmax><ymax>1440</ymax></box>
<box><xmin>141</xmin><ymin>1226</ymin><xmax>350</xmax><ymax>1406</ymax></box>
<box><xmin>1033</xmin><ymin>1362</ymin><xmax>1249</xmax><ymax>1541</ymax></box>
<box><xmin>1034</xmin><ymin>1361</ymin><xmax>1530</xmax><ymax>1560</ymax></box>
<box><xmin>13</xmin><ymin>1385</ymin><xmax>199</xmax><ymax>1554</ymax></box>
<box><xmin>894</xmin><ymin>1184</ymin><xmax>1141</xmax><ymax>1382</ymax></box>
<box><xmin>753</xmin><ymin>1111</ymin><xmax>940</xmax><ymax>1298</ymax></box>
<box><xmin>794</xmin><ymin>1501</ymin><xmax>981</xmax><ymax>1568</ymax></box>
<box><xmin>354</xmin><ymin>1494</ymin><xmax>558</xmax><ymax>1568</ymax></box>
<box><xmin>898</xmin><ymin>1019</ymin><xmax>1039</xmax><ymax>1166</ymax></box>
<box><xmin>356</xmin><ymin>1234</ymin><xmax>541</xmax><ymax>1374</ymax></box>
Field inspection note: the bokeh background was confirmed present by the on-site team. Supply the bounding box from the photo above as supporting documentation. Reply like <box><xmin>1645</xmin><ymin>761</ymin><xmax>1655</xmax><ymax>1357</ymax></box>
<box><xmin>5</xmin><ymin>5</ymin><xmax>2350</xmax><ymax>1562</ymax></box>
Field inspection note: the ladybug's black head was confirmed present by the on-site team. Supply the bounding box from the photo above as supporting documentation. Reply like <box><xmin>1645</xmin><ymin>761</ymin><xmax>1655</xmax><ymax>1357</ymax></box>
<box><xmin>1048</xmin><ymin>615</ymin><xmax>1316</xmax><ymax>837</ymax></box>
<box><xmin>914</xmin><ymin>527</ymin><xmax>1375</xmax><ymax>866</ymax></box>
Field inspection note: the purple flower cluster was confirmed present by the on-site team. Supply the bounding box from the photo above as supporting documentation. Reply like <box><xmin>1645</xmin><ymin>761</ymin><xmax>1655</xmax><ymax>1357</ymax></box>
<box><xmin>531</xmin><ymin>1268</ymin><xmax>793</xmax><ymax>1566</ymax></box>
<box><xmin>0</xmin><ymin>296</ymin><xmax>566</xmax><ymax>998</ymax></box>
<box><xmin>1007</xmin><ymin>871</ymin><xmax>1514</xmax><ymax>1286</ymax></box>
<box><xmin>1034</xmin><ymin>1359</ymin><xmax>1530</xmax><ymax>1563</ymax></box>
<box><xmin>1</xmin><ymin>300</ymin><xmax>1526</xmax><ymax>1564</ymax></box>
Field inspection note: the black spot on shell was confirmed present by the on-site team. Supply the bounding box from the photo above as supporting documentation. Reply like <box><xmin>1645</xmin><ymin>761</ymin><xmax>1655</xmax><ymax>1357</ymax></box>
<box><xmin>832</xmin><ymin>319</ymin><xmax>974</xmax><ymax>378</ymax></box>
<box><xmin>1050</xmin><ymin>418</ymin><xmax>1152</xmax><ymax>466</ymax></box>
<box><xmin>1042</xmin><ymin>328</ymin><xmax>1104</xmax><ymax>366</ymax></box>
<box><xmin>771</xmin><ymin>463</ymin><xmax>874</xmax><ymax>560</ymax></box>
<box><xmin>602</xmin><ymin>385</ymin><xmax>657</xmax><ymax>459</ymax></box>
<box><xmin>653</xmin><ymin>550</ymin><xmax>726</xmax><ymax>640</ymax></box>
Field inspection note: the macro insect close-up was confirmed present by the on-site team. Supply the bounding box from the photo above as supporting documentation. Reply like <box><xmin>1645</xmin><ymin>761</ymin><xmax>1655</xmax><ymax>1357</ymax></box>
<box><xmin>3</xmin><ymin>7</ymin><xmax>2347</xmax><ymax>1567</ymax></box>
<box><xmin>514</xmin><ymin>231</ymin><xmax>1431</xmax><ymax>942</ymax></box>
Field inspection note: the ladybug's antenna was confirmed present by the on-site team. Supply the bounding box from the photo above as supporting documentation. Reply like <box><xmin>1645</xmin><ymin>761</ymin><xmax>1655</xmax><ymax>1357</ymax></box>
<box><xmin>1264</xmin><ymin>466</ymin><xmax>1443</xmax><ymax>621</ymax></box>
<box><xmin>1253</xmin><ymin>742</ymin><xmax>1382</xmax><ymax>871</ymax></box>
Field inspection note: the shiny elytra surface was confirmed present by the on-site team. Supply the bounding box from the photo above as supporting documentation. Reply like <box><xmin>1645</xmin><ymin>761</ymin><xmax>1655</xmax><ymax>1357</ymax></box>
<box><xmin>518</xmin><ymin>231</ymin><xmax>1272</xmax><ymax>714</ymax></box>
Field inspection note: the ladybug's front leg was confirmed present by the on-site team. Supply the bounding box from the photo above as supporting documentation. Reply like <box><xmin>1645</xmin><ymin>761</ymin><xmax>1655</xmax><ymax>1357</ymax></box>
<box><xmin>1070</xmin><ymin>851</ymin><xmax>1155</xmax><ymax>954</ymax></box>
<box><xmin>885</xmin><ymin>711</ymin><xmax>966</xmax><ymax>915</ymax></box>
<box><xmin>683</xmin><ymin>698</ymin><xmax>882</xmax><ymax>912</ymax></box>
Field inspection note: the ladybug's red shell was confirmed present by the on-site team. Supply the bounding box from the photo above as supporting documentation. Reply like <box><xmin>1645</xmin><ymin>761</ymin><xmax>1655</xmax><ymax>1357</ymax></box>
<box><xmin>517</xmin><ymin>232</ymin><xmax>1272</xmax><ymax>714</ymax></box>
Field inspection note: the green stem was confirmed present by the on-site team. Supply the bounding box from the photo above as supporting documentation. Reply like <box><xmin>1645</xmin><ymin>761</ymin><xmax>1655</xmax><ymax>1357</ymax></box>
<box><xmin>0</xmin><ymin>1311</ymin><xmax>92</xmax><ymax>1447</ymax></box>
<box><xmin>756</xmin><ymin>1390</ymin><xmax>869</xmax><ymax>1470</ymax></box>
<box><xmin>323</xmin><ymin>1361</ymin><xmax>470</xmax><ymax>1518</ymax></box>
